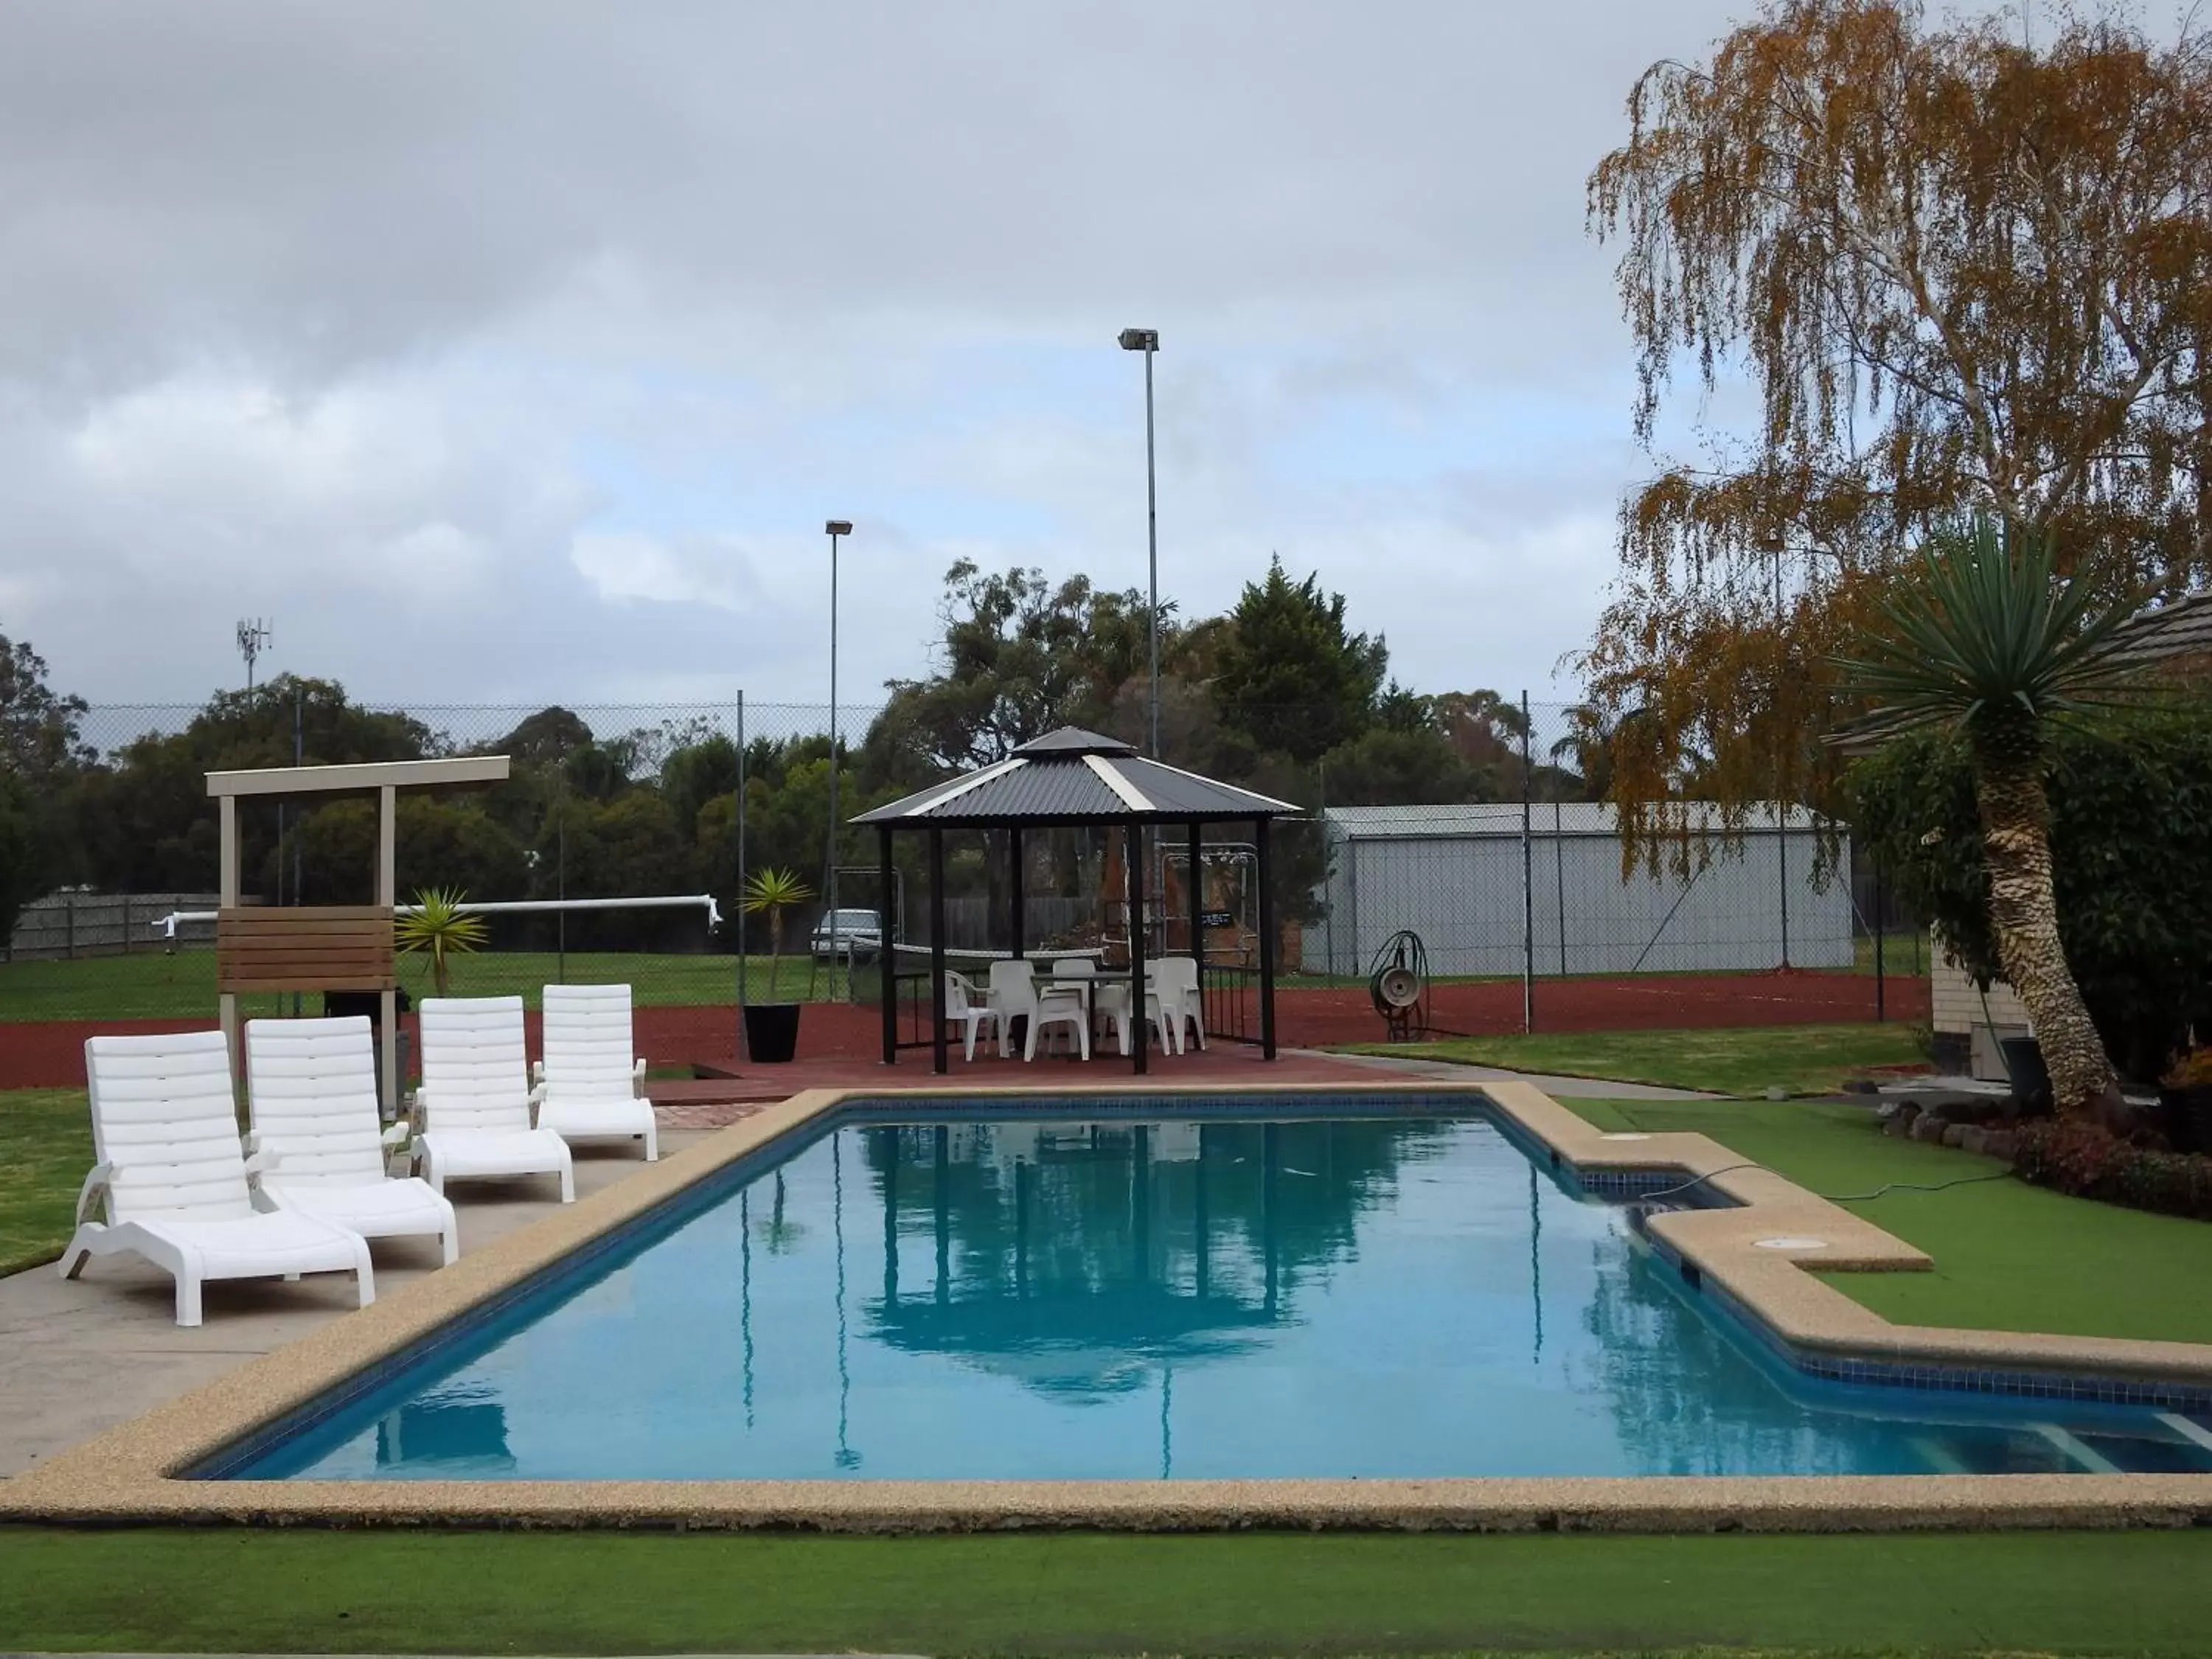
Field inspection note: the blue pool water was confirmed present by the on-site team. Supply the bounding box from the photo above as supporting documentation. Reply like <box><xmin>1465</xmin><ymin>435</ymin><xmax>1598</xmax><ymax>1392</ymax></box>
<box><xmin>217</xmin><ymin>1102</ymin><xmax>2212</xmax><ymax>1481</ymax></box>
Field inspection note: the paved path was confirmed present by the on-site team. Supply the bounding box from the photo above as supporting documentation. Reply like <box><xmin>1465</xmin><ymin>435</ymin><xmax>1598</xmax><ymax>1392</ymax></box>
<box><xmin>1307</xmin><ymin>1048</ymin><xmax>1718</xmax><ymax>1099</ymax></box>
<box><xmin>0</xmin><ymin>1134</ymin><xmax>711</xmax><ymax>1478</ymax></box>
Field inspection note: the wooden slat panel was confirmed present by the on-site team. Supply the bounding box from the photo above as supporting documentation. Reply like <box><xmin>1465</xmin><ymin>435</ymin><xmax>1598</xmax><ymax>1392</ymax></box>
<box><xmin>221</xmin><ymin>949</ymin><xmax>394</xmax><ymax>969</ymax></box>
<box><xmin>217</xmin><ymin>916</ymin><xmax>394</xmax><ymax>929</ymax></box>
<box><xmin>219</xmin><ymin>925</ymin><xmax>394</xmax><ymax>945</ymax></box>
<box><xmin>222</xmin><ymin>972</ymin><xmax>397</xmax><ymax>992</ymax></box>
<box><xmin>216</xmin><ymin>905</ymin><xmax>396</xmax><ymax>993</ymax></box>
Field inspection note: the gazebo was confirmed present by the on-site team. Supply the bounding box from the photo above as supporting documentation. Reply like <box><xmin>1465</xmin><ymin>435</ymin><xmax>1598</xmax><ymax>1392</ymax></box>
<box><xmin>853</xmin><ymin>727</ymin><xmax>1298</xmax><ymax>1074</ymax></box>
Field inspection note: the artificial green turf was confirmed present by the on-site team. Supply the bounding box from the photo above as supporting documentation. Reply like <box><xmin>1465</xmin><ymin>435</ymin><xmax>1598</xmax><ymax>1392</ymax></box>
<box><xmin>0</xmin><ymin>1088</ymin><xmax>91</xmax><ymax>1275</ymax></box>
<box><xmin>1568</xmin><ymin>1096</ymin><xmax>2212</xmax><ymax>1344</ymax></box>
<box><xmin>1338</xmin><ymin>1023</ymin><xmax>1930</xmax><ymax>1098</ymax></box>
<box><xmin>0</xmin><ymin>949</ymin><xmax>841</xmax><ymax>1020</ymax></box>
<box><xmin>4</xmin><ymin>1526</ymin><xmax>2212</xmax><ymax>1655</ymax></box>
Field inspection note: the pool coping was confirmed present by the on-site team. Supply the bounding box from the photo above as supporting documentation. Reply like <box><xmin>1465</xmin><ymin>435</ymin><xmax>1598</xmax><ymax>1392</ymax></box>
<box><xmin>7</xmin><ymin>1079</ymin><xmax>2212</xmax><ymax>1532</ymax></box>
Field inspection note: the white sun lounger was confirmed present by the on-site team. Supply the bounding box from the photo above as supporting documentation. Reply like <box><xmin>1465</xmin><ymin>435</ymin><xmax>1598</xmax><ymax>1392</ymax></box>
<box><xmin>61</xmin><ymin>1029</ymin><xmax>375</xmax><ymax>1327</ymax></box>
<box><xmin>244</xmin><ymin>1015</ymin><xmax>460</xmax><ymax>1265</ymax></box>
<box><xmin>533</xmin><ymin>984</ymin><xmax>658</xmax><ymax>1161</ymax></box>
<box><xmin>412</xmin><ymin>996</ymin><xmax>575</xmax><ymax>1202</ymax></box>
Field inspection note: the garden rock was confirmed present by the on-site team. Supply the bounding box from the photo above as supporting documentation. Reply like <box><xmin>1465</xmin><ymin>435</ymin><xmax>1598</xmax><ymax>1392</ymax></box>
<box><xmin>1883</xmin><ymin>1103</ymin><xmax>1923</xmax><ymax>1138</ymax></box>
<box><xmin>1981</xmin><ymin>1129</ymin><xmax>2019</xmax><ymax>1163</ymax></box>
<box><xmin>1911</xmin><ymin>1112</ymin><xmax>1951</xmax><ymax>1144</ymax></box>
<box><xmin>1955</xmin><ymin>1126</ymin><xmax>1989</xmax><ymax>1156</ymax></box>
<box><xmin>1941</xmin><ymin>1122</ymin><xmax>1970</xmax><ymax>1148</ymax></box>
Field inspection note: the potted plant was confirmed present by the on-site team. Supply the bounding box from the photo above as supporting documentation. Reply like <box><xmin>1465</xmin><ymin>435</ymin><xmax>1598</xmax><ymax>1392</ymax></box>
<box><xmin>394</xmin><ymin>887</ymin><xmax>487</xmax><ymax>996</ymax></box>
<box><xmin>740</xmin><ymin>866</ymin><xmax>813</xmax><ymax>1063</ymax></box>
<box><xmin>2160</xmin><ymin>1048</ymin><xmax>2212</xmax><ymax>1154</ymax></box>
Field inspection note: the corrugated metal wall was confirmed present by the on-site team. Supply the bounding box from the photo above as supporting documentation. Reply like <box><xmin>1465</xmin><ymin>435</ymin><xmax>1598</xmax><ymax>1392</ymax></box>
<box><xmin>1305</xmin><ymin>824</ymin><xmax>1851</xmax><ymax>977</ymax></box>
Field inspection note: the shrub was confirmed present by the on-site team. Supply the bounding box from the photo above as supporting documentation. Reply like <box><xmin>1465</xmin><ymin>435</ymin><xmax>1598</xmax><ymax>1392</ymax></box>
<box><xmin>2014</xmin><ymin>1117</ymin><xmax>2212</xmax><ymax>1220</ymax></box>
<box><xmin>1849</xmin><ymin>708</ymin><xmax>2212</xmax><ymax>1079</ymax></box>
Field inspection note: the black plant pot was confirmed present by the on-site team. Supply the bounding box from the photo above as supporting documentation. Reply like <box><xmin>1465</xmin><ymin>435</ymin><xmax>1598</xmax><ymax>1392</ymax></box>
<box><xmin>1997</xmin><ymin>1035</ymin><xmax>2052</xmax><ymax>1116</ymax></box>
<box><xmin>2160</xmin><ymin>1084</ymin><xmax>2212</xmax><ymax>1154</ymax></box>
<box><xmin>743</xmin><ymin>1002</ymin><xmax>802</xmax><ymax>1064</ymax></box>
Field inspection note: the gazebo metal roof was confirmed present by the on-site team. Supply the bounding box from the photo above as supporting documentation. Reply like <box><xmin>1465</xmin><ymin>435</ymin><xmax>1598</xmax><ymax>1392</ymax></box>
<box><xmin>853</xmin><ymin>727</ymin><xmax>1298</xmax><ymax>827</ymax></box>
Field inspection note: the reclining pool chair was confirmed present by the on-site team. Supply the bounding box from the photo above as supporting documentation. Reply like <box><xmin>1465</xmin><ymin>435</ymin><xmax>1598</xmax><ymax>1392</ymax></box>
<box><xmin>61</xmin><ymin>1029</ymin><xmax>375</xmax><ymax>1326</ymax></box>
<box><xmin>244</xmin><ymin>1015</ymin><xmax>460</xmax><ymax>1264</ymax></box>
<box><xmin>532</xmin><ymin>983</ymin><xmax>658</xmax><ymax>1161</ymax></box>
<box><xmin>412</xmin><ymin>996</ymin><xmax>575</xmax><ymax>1202</ymax></box>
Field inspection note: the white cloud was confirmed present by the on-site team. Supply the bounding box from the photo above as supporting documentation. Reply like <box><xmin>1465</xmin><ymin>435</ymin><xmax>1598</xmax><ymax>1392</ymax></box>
<box><xmin>0</xmin><ymin>0</ymin><xmax>1926</xmax><ymax>715</ymax></box>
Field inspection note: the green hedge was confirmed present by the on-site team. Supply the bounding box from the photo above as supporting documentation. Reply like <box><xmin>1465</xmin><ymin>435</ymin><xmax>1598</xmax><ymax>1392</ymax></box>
<box><xmin>1848</xmin><ymin>709</ymin><xmax>2212</xmax><ymax>1078</ymax></box>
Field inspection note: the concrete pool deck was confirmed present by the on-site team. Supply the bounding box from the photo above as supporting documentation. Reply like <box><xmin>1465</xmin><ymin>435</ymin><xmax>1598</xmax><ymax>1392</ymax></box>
<box><xmin>6</xmin><ymin>1079</ymin><xmax>2212</xmax><ymax>1531</ymax></box>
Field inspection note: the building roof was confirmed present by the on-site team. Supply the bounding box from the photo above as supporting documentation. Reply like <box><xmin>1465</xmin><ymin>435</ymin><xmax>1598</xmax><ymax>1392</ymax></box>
<box><xmin>1321</xmin><ymin>801</ymin><xmax>1828</xmax><ymax>838</ymax></box>
<box><xmin>2112</xmin><ymin>590</ymin><xmax>2212</xmax><ymax>668</ymax></box>
<box><xmin>852</xmin><ymin>726</ymin><xmax>1299</xmax><ymax>827</ymax></box>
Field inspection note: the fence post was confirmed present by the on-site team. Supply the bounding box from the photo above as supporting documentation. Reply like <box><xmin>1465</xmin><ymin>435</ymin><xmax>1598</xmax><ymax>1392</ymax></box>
<box><xmin>66</xmin><ymin>891</ymin><xmax>75</xmax><ymax>960</ymax></box>
<box><xmin>1554</xmin><ymin>798</ymin><xmax>1567</xmax><ymax>977</ymax></box>
<box><xmin>1874</xmin><ymin>855</ymin><xmax>1887</xmax><ymax>1022</ymax></box>
<box><xmin>735</xmin><ymin>692</ymin><xmax>748</xmax><ymax>1054</ymax></box>
<box><xmin>1777</xmin><ymin>810</ymin><xmax>1792</xmax><ymax>969</ymax></box>
<box><xmin>1520</xmin><ymin>690</ymin><xmax>1534</xmax><ymax>1034</ymax></box>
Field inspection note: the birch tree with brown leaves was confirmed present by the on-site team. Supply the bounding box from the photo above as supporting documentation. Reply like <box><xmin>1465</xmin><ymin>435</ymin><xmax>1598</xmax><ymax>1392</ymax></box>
<box><xmin>1584</xmin><ymin>0</ymin><xmax>2212</xmax><ymax>849</ymax></box>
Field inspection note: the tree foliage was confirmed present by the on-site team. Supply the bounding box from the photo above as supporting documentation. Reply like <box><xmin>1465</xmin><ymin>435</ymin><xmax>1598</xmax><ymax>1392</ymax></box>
<box><xmin>1213</xmin><ymin>557</ymin><xmax>1388</xmax><ymax>765</ymax></box>
<box><xmin>867</xmin><ymin>560</ymin><xmax>1164</xmax><ymax>782</ymax></box>
<box><xmin>0</xmin><ymin>632</ymin><xmax>88</xmax><ymax>941</ymax></box>
<box><xmin>1584</xmin><ymin>0</ymin><xmax>2212</xmax><ymax>846</ymax></box>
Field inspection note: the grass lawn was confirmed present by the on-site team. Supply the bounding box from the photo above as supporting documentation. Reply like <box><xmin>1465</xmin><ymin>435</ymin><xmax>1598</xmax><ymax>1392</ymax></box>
<box><xmin>4</xmin><ymin>1526</ymin><xmax>2212</xmax><ymax>1656</ymax></box>
<box><xmin>0</xmin><ymin>1088</ymin><xmax>91</xmax><ymax>1276</ymax></box>
<box><xmin>1569</xmin><ymin>1095</ymin><xmax>2212</xmax><ymax>1344</ymax></box>
<box><xmin>1339</xmin><ymin>1022</ymin><xmax>1929</xmax><ymax>1097</ymax></box>
<box><xmin>0</xmin><ymin>949</ymin><xmax>848</xmax><ymax>1021</ymax></box>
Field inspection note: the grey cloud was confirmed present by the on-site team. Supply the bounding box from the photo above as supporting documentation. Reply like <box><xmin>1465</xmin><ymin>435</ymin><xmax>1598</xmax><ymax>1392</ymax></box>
<box><xmin>0</xmin><ymin>0</ymin><xmax>1790</xmax><ymax>712</ymax></box>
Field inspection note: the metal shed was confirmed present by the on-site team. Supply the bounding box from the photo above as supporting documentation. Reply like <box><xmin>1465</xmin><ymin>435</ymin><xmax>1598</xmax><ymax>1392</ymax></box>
<box><xmin>1305</xmin><ymin>802</ymin><xmax>1851</xmax><ymax>978</ymax></box>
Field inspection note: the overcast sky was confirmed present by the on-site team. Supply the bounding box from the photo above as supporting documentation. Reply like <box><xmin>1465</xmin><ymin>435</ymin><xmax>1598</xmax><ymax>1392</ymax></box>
<box><xmin>1</xmin><ymin>0</ymin><xmax>1780</xmax><ymax>717</ymax></box>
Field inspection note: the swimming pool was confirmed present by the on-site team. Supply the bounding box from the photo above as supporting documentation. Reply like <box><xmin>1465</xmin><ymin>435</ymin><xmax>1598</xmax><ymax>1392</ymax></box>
<box><xmin>212</xmin><ymin>1099</ymin><xmax>2212</xmax><ymax>1482</ymax></box>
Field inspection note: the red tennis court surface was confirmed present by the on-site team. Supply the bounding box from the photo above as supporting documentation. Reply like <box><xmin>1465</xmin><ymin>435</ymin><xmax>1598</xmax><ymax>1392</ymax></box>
<box><xmin>0</xmin><ymin>969</ymin><xmax>1923</xmax><ymax>1091</ymax></box>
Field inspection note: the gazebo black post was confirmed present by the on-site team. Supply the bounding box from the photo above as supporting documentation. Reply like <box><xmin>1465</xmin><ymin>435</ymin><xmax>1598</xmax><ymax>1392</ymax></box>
<box><xmin>1009</xmin><ymin>827</ymin><xmax>1025</xmax><ymax>961</ymax></box>
<box><xmin>1256</xmin><ymin>816</ymin><xmax>1277</xmax><ymax>1060</ymax></box>
<box><xmin>1130</xmin><ymin>822</ymin><xmax>1148</xmax><ymax>1076</ymax></box>
<box><xmin>928</xmin><ymin>827</ymin><xmax>949</xmax><ymax>1074</ymax></box>
<box><xmin>1186</xmin><ymin>821</ymin><xmax>1202</xmax><ymax>978</ymax></box>
<box><xmin>878</xmin><ymin>825</ymin><xmax>897</xmax><ymax>1064</ymax></box>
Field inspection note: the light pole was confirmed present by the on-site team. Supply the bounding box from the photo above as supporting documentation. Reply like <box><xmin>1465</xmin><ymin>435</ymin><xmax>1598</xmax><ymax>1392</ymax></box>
<box><xmin>824</xmin><ymin>521</ymin><xmax>853</xmax><ymax>989</ymax></box>
<box><xmin>1118</xmin><ymin>327</ymin><xmax>1161</xmax><ymax>757</ymax></box>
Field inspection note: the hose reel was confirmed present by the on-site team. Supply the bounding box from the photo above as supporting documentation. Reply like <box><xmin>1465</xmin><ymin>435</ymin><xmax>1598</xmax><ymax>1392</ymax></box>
<box><xmin>1366</xmin><ymin>929</ymin><xmax>1433</xmax><ymax>1042</ymax></box>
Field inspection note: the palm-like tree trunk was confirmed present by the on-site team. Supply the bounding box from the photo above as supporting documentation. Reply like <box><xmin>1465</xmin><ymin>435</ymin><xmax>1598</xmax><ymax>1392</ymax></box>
<box><xmin>1972</xmin><ymin>749</ymin><xmax>2124</xmax><ymax>1124</ymax></box>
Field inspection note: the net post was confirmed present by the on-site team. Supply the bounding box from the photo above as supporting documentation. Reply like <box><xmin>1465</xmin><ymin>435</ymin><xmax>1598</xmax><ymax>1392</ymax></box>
<box><xmin>880</xmin><ymin>824</ymin><xmax>897</xmax><ymax>1063</ymax></box>
<box><xmin>1256</xmin><ymin>815</ymin><xmax>1277</xmax><ymax>1060</ymax></box>
<box><xmin>928</xmin><ymin>827</ymin><xmax>948</xmax><ymax>1075</ymax></box>
<box><xmin>1130</xmin><ymin>822</ymin><xmax>1148</xmax><ymax>1075</ymax></box>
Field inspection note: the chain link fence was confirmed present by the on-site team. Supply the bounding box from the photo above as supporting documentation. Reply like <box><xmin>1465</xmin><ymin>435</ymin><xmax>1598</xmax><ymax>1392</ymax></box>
<box><xmin>2</xmin><ymin>688</ymin><xmax>1925</xmax><ymax>1073</ymax></box>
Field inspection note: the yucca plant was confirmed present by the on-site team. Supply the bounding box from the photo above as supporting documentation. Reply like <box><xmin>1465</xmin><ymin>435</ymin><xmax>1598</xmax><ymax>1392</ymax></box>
<box><xmin>741</xmin><ymin>866</ymin><xmax>814</xmax><ymax>1000</ymax></box>
<box><xmin>1837</xmin><ymin>515</ymin><xmax>2143</xmax><ymax>1122</ymax></box>
<box><xmin>395</xmin><ymin>887</ymin><xmax>487</xmax><ymax>996</ymax></box>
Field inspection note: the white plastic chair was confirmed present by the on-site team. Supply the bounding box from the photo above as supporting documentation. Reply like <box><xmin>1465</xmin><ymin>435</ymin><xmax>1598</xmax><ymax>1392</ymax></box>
<box><xmin>944</xmin><ymin>971</ymin><xmax>999</xmax><ymax>1062</ymax></box>
<box><xmin>535</xmin><ymin>984</ymin><xmax>658</xmax><ymax>1161</ymax></box>
<box><xmin>245</xmin><ymin>1015</ymin><xmax>459</xmax><ymax>1264</ymax></box>
<box><xmin>1095</xmin><ymin>976</ymin><xmax>1178</xmax><ymax>1057</ymax></box>
<box><xmin>413</xmin><ymin>997</ymin><xmax>575</xmax><ymax>1202</ymax></box>
<box><xmin>1151</xmin><ymin>956</ymin><xmax>1207</xmax><ymax>1052</ymax></box>
<box><xmin>987</xmin><ymin>959</ymin><xmax>1090</xmax><ymax>1061</ymax></box>
<box><xmin>61</xmin><ymin>1030</ymin><xmax>375</xmax><ymax>1327</ymax></box>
